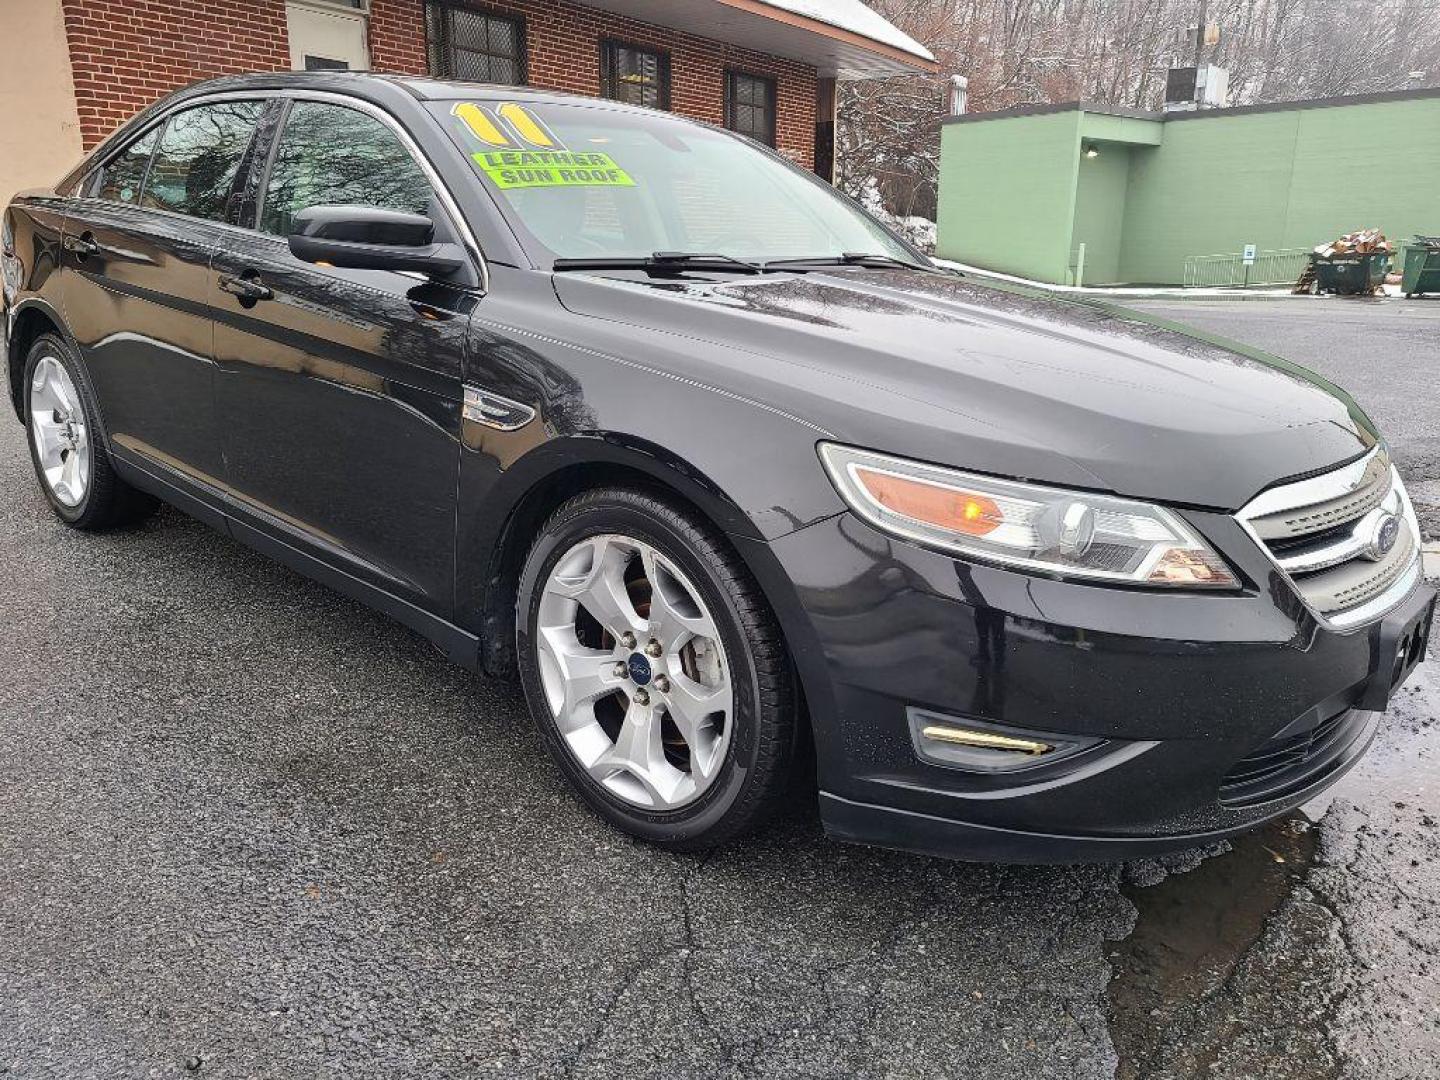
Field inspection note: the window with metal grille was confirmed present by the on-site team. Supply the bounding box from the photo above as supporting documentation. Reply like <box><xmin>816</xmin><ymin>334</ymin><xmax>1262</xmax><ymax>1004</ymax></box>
<box><xmin>601</xmin><ymin>40</ymin><xmax>670</xmax><ymax>110</ymax></box>
<box><xmin>424</xmin><ymin>2</ymin><xmax>526</xmax><ymax>86</ymax></box>
<box><xmin>725</xmin><ymin>71</ymin><xmax>776</xmax><ymax>146</ymax></box>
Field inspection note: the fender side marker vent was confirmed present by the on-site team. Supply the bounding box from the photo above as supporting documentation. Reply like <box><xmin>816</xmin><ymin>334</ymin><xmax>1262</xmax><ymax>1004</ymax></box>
<box><xmin>463</xmin><ymin>387</ymin><xmax>536</xmax><ymax>431</ymax></box>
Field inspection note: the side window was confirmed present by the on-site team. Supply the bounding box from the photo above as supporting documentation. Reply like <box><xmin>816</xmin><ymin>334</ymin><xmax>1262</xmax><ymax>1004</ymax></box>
<box><xmin>425</xmin><ymin>2</ymin><xmax>526</xmax><ymax>85</ymax></box>
<box><xmin>143</xmin><ymin>101</ymin><xmax>264</xmax><ymax>221</ymax></box>
<box><xmin>726</xmin><ymin>72</ymin><xmax>777</xmax><ymax>148</ymax></box>
<box><xmin>97</xmin><ymin>127</ymin><xmax>160</xmax><ymax>205</ymax></box>
<box><xmin>602</xmin><ymin>41</ymin><xmax>670</xmax><ymax>111</ymax></box>
<box><xmin>260</xmin><ymin>102</ymin><xmax>435</xmax><ymax>237</ymax></box>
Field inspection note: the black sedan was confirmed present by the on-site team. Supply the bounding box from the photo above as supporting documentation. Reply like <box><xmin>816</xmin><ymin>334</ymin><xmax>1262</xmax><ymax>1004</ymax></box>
<box><xmin>3</xmin><ymin>73</ymin><xmax>1432</xmax><ymax>861</ymax></box>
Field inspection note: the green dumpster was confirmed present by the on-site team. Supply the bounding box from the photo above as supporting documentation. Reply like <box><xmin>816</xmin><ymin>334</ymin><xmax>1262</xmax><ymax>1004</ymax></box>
<box><xmin>1311</xmin><ymin>250</ymin><xmax>1392</xmax><ymax>295</ymax></box>
<box><xmin>1401</xmin><ymin>236</ymin><xmax>1440</xmax><ymax>298</ymax></box>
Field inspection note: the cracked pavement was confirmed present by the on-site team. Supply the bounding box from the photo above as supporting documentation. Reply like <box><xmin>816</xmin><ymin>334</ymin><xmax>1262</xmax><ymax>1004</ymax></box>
<box><xmin>2</xmin><ymin>298</ymin><xmax>1439</xmax><ymax>1078</ymax></box>
<box><xmin>0</xmin><ymin>415</ymin><xmax>1134</xmax><ymax>1080</ymax></box>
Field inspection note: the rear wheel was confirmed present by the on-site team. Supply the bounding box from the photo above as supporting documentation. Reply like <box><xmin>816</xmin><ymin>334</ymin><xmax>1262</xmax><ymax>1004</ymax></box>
<box><xmin>23</xmin><ymin>333</ymin><xmax>156</xmax><ymax>529</ymax></box>
<box><xmin>516</xmin><ymin>487</ymin><xmax>796</xmax><ymax>850</ymax></box>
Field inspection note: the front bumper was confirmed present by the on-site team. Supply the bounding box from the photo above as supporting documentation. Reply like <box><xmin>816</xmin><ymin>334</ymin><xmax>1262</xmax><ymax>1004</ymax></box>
<box><xmin>754</xmin><ymin>508</ymin><xmax>1435</xmax><ymax>863</ymax></box>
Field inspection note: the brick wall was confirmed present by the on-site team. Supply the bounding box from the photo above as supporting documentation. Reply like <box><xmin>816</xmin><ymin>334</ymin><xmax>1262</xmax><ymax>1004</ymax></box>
<box><xmin>58</xmin><ymin>0</ymin><xmax>818</xmax><ymax>166</ymax></box>
<box><xmin>61</xmin><ymin>0</ymin><xmax>290</xmax><ymax>149</ymax></box>
<box><xmin>370</xmin><ymin>0</ymin><xmax>818</xmax><ymax>168</ymax></box>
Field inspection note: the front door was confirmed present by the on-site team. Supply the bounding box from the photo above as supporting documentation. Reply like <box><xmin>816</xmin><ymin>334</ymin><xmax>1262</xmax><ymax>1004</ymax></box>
<box><xmin>61</xmin><ymin>100</ymin><xmax>265</xmax><ymax>492</ymax></box>
<box><xmin>211</xmin><ymin>97</ymin><xmax>477</xmax><ymax>615</ymax></box>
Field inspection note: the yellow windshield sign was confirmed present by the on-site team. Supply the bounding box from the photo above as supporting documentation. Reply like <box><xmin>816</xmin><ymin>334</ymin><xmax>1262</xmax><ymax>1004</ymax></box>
<box><xmin>472</xmin><ymin>149</ymin><xmax>635</xmax><ymax>190</ymax></box>
<box><xmin>452</xmin><ymin>102</ymin><xmax>635</xmax><ymax>189</ymax></box>
<box><xmin>452</xmin><ymin>102</ymin><xmax>510</xmax><ymax>147</ymax></box>
<box><xmin>496</xmin><ymin>102</ymin><xmax>558</xmax><ymax>148</ymax></box>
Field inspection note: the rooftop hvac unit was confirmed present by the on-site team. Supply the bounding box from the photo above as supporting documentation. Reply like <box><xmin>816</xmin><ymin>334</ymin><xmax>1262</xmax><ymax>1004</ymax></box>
<box><xmin>1164</xmin><ymin>65</ymin><xmax>1229</xmax><ymax>111</ymax></box>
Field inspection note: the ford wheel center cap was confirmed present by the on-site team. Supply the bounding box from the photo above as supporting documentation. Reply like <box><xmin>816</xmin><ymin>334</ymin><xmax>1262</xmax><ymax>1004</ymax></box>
<box><xmin>627</xmin><ymin>653</ymin><xmax>653</xmax><ymax>686</ymax></box>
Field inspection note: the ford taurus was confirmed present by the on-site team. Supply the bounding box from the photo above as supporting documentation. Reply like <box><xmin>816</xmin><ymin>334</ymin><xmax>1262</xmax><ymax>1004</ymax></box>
<box><xmin>3</xmin><ymin>73</ymin><xmax>1432</xmax><ymax>861</ymax></box>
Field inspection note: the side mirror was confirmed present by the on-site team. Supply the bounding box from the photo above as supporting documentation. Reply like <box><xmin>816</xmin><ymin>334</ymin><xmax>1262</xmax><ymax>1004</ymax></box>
<box><xmin>288</xmin><ymin>205</ymin><xmax>465</xmax><ymax>276</ymax></box>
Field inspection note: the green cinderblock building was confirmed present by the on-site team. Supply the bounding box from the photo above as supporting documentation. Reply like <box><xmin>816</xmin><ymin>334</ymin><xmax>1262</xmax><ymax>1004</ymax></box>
<box><xmin>936</xmin><ymin>88</ymin><xmax>1440</xmax><ymax>286</ymax></box>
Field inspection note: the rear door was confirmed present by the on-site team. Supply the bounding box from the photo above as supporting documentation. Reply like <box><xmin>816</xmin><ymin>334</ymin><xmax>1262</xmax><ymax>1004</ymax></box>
<box><xmin>60</xmin><ymin>100</ymin><xmax>266</xmax><ymax>493</ymax></box>
<box><xmin>210</xmin><ymin>96</ymin><xmax>477</xmax><ymax>615</ymax></box>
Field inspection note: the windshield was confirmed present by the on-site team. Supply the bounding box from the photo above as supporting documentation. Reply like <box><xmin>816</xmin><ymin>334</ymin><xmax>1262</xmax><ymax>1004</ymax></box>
<box><xmin>429</xmin><ymin>99</ymin><xmax>917</xmax><ymax>266</ymax></box>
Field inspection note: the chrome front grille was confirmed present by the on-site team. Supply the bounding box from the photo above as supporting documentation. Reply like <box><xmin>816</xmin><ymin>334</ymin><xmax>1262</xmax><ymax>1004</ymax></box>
<box><xmin>1245</xmin><ymin>450</ymin><xmax>1391</xmax><ymax>541</ymax></box>
<box><xmin>1237</xmin><ymin>448</ymin><xmax>1423</xmax><ymax>629</ymax></box>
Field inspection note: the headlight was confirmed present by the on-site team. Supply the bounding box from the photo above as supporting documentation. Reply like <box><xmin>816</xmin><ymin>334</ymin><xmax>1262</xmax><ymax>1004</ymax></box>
<box><xmin>819</xmin><ymin>443</ymin><xmax>1237</xmax><ymax>588</ymax></box>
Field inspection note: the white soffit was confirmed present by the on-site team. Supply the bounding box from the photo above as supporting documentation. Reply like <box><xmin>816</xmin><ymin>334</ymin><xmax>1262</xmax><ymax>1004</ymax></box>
<box><xmin>571</xmin><ymin>0</ymin><xmax>936</xmax><ymax>78</ymax></box>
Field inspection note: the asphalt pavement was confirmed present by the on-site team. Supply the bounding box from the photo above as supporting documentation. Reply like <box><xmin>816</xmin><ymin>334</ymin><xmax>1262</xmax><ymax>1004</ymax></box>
<box><xmin>2</xmin><ymin>296</ymin><xmax>1439</xmax><ymax>1080</ymax></box>
<box><xmin>1127</xmin><ymin>296</ymin><xmax>1440</xmax><ymax>539</ymax></box>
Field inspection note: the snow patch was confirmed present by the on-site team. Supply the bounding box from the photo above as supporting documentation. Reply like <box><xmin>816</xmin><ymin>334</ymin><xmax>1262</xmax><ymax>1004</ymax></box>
<box><xmin>757</xmin><ymin>0</ymin><xmax>934</xmax><ymax>61</ymax></box>
<box><xmin>858</xmin><ymin>180</ymin><xmax>937</xmax><ymax>252</ymax></box>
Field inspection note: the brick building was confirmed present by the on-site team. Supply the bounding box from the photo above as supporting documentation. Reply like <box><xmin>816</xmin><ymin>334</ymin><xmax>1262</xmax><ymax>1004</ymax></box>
<box><xmin>1</xmin><ymin>0</ymin><xmax>934</xmax><ymax>205</ymax></box>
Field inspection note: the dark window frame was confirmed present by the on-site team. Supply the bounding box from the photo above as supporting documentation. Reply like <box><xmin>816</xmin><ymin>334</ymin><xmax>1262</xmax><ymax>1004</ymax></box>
<box><xmin>601</xmin><ymin>39</ymin><xmax>671</xmax><ymax>111</ymax></box>
<box><xmin>724</xmin><ymin>69</ymin><xmax>777</xmax><ymax>147</ymax></box>
<box><xmin>424</xmin><ymin>1</ymin><xmax>527</xmax><ymax>86</ymax></box>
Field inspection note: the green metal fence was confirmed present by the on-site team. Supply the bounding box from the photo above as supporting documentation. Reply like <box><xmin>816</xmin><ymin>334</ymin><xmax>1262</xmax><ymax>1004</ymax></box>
<box><xmin>1182</xmin><ymin>248</ymin><xmax>1311</xmax><ymax>288</ymax></box>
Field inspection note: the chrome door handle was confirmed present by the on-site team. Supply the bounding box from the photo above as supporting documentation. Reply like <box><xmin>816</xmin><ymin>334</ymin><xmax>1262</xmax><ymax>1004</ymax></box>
<box><xmin>63</xmin><ymin>233</ymin><xmax>100</xmax><ymax>258</ymax></box>
<box><xmin>218</xmin><ymin>273</ymin><xmax>273</xmax><ymax>302</ymax></box>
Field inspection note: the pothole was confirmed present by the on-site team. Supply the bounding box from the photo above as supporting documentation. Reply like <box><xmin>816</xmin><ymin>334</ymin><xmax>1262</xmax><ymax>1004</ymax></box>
<box><xmin>1106</xmin><ymin>814</ymin><xmax>1318</xmax><ymax>1080</ymax></box>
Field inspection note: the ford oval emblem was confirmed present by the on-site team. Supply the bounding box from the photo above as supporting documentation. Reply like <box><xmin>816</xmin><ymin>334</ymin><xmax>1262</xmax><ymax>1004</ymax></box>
<box><xmin>627</xmin><ymin>653</ymin><xmax>653</xmax><ymax>686</ymax></box>
<box><xmin>1369</xmin><ymin>513</ymin><xmax>1400</xmax><ymax>560</ymax></box>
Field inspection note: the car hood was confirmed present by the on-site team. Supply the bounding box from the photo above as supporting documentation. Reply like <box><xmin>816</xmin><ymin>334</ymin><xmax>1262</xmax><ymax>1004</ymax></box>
<box><xmin>552</xmin><ymin>269</ymin><xmax>1377</xmax><ymax>510</ymax></box>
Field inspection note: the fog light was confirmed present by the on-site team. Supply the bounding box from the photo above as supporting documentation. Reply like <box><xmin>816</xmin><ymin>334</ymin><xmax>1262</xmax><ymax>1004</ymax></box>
<box><xmin>908</xmin><ymin>707</ymin><xmax>1101</xmax><ymax>773</ymax></box>
<box><xmin>920</xmin><ymin>725</ymin><xmax>1053</xmax><ymax>755</ymax></box>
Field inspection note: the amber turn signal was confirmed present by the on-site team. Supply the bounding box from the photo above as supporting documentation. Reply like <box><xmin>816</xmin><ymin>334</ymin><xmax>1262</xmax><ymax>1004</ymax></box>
<box><xmin>855</xmin><ymin>467</ymin><xmax>1002</xmax><ymax>536</ymax></box>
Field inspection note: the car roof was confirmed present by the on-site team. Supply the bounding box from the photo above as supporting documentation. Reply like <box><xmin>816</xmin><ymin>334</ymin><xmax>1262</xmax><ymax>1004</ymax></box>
<box><xmin>164</xmin><ymin>71</ymin><xmax>662</xmax><ymax>116</ymax></box>
<box><xmin>56</xmin><ymin>70</ymin><xmax>693</xmax><ymax>202</ymax></box>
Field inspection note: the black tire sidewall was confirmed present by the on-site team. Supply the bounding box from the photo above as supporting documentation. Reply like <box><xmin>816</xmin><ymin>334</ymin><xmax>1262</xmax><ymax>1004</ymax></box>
<box><xmin>516</xmin><ymin>495</ymin><xmax>768</xmax><ymax>846</ymax></box>
<box><xmin>22</xmin><ymin>334</ymin><xmax>97</xmax><ymax>525</ymax></box>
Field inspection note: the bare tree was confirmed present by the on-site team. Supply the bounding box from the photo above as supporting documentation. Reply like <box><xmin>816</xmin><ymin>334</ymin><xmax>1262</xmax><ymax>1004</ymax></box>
<box><xmin>841</xmin><ymin>0</ymin><xmax>1440</xmax><ymax>218</ymax></box>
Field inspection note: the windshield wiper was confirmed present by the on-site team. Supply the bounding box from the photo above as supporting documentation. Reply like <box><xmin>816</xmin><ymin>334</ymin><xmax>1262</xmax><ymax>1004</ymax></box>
<box><xmin>762</xmin><ymin>252</ymin><xmax>937</xmax><ymax>273</ymax></box>
<box><xmin>552</xmin><ymin>251</ymin><xmax>764</xmax><ymax>275</ymax></box>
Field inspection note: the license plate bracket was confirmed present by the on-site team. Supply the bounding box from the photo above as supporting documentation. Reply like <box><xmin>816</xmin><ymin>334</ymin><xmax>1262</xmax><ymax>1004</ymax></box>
<box><xmin>1358</xmin><ymin>585</ymin><xmax>1436</xmax><ymax>712</ymax></box>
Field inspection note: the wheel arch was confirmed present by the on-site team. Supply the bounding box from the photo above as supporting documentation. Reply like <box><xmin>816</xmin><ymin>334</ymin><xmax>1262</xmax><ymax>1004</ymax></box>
<box><xmin>468</xmin><ymin>432</ymin><xmax>823</xmax><ymax>785</ymax></box>
<box><xmin>468</xmin><ymin>434</ymin><xmax>753</xmax><ymax>673</ymax></box>
<box><xmin>466</xmin><ymin>433</ymin><xmax>811</xmax><ymax>679</ymax></box>
<box><xmin>7</xmin><ymin>299</ymin><xmax>72</xmax><ymax>421</ymax></box>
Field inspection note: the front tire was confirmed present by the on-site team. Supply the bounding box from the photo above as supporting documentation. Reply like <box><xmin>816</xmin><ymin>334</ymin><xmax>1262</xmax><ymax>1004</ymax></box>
<box><xmin>516</xmin><ymin>487</ymin><xmax>796</xmax><ymax>850</ymax></box>
<box><xmin>22</xmin><ymin>332</ymin><xmax>156</xmax><ymax>530</ymax></box>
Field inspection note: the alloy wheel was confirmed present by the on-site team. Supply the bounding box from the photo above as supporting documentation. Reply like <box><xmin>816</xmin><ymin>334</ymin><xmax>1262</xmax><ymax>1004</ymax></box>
<box><xmin>29</xmin><ymin>356</ymin><xmax>91</xmax><ymax>508</ymax></box>
<box><xmin>536</xmin><ymin>533</ymin><xmax>734</xmax><ymax>810</ymax></box>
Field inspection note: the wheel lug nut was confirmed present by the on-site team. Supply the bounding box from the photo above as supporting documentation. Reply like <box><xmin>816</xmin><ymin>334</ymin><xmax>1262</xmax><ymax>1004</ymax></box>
<box><xmin>620</xmin><ymin>631</ymin><xmax>637</xmax><ymax>650</ymax></box>
<box><xmin>654</xmin><ymin>675</ymin><xmax>670</xmax><ymax>694</ymax></box>
<box><xmin>634</xmin><ymin>688</ymin><xmax>650</xmax><ymax>706</ymax></box>
<box><xmin>645</xmin><ymin>640</ymin><xmax>662</xmax><ymax>658</ymax></box>
<box><xmin>612</xmin><ymin>662</ymin><xmax>628</xmax><ymax>679</ymax></box>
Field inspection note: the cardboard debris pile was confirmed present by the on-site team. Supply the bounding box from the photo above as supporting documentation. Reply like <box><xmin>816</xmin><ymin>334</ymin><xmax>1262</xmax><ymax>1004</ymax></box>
<box><xmin>1300</xmin><ymin>228</ymin><xmax>1396</xmax><ymax>296</ymax></box>
<box><xmin>1313</xmin><ymin>229</ymin><xmax>1395</xmax><ymax>258</ymax></box>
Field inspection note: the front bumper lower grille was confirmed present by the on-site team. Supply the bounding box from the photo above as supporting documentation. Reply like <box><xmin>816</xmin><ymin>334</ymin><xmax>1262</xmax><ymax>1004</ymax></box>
<box><xmin>1237</xmin><ymin>448</ymin><xmax>1423</xmax><ymax>629</ymax></box>
<box><xmin>1219</xmin><ymin>706</ymin><xmax>1363</xmax><ymax>807</ymax></box>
